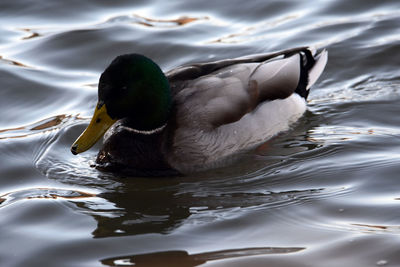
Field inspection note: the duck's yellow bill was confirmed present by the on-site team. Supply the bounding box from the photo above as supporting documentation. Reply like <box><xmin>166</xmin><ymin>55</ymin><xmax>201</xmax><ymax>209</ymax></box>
<box><xmin>71</xmin><ymin>103</ymin><xmax>117</xmax><ymax>155</ymax></box>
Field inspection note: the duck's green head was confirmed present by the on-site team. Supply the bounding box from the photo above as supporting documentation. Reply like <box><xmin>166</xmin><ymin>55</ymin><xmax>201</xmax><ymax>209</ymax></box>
<box><xmin>71</xmin><ymin>54</ymin><xmax>171</xmax><ymax>155</ymax></box>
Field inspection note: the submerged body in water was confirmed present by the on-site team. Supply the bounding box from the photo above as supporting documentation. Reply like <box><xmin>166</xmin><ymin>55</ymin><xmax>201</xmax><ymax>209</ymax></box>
<box><xmin>71</xmin><ymin>47</ymin><xmax>328</xmax><ymax>176</ymax></box>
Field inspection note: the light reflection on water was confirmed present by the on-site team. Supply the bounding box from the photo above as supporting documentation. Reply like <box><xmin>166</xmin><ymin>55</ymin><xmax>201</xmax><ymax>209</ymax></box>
<box><xmin>0</xmin><ymin>0</ymin><xmax>400</xmax><ymax>266</ymax></box>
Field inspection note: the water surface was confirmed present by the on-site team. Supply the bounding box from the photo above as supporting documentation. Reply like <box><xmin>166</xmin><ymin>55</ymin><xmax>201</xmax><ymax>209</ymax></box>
<box><xmin>1</xmin><ymin>0</ymin><xmax>400</xmax><ymax>266</ymax></box>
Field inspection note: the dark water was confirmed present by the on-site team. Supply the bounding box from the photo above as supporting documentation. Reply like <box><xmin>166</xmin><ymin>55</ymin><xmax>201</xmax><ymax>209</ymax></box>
<box><xmin>1</xmin><ymin>0</ymin><xmax>400</xmax><ymax>266</ymax></box>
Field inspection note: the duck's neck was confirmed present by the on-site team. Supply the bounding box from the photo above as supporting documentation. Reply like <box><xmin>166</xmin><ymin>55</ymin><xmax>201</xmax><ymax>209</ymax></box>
<box><xmin>119</xmin><ymin>118</ymin><xmax>167</xmax><ymax>134</ymax></box>
<box><xmin>138</xmin><ymin>73</ymin><xmax>172</xmax><ymax>131</ymax></box>
<box><xmin>124</xmin><ymin>74</ymin><xmax>172</xmax><ymax>131</ymax></box>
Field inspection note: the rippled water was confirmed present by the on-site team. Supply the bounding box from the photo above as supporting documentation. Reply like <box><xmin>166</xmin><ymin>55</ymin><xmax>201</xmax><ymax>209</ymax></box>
<box><xmin>1</xmin><ymin>0</ymin><xmax>400</xmax><ymax>266</ymax></box>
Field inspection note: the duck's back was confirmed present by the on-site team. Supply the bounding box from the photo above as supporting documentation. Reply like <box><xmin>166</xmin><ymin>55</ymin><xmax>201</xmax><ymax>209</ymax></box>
<box><xmin>165</xmin><ymin>47</ymin><xmax>327</xmax><ymax>172</ymax></box>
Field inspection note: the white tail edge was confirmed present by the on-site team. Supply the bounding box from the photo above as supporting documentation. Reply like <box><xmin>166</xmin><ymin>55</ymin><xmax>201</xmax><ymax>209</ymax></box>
<box><xmin>307</xmin><ymin>49</ymin><xmax>328</xmax><ymax>89</ymax></box>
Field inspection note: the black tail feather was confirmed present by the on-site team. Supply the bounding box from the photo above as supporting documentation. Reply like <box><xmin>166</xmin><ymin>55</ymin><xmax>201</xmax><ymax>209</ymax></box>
<box><xmin>295</xmin><ymin>49</ymin><xmax>317</xmax><ymax>100</ymax></box>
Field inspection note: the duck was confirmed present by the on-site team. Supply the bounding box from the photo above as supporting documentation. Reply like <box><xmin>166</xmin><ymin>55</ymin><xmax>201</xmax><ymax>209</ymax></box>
<box><xmin>71</xmin><ymin>46</ymin><xmax>328</xmax><ymax>176</ymax></box>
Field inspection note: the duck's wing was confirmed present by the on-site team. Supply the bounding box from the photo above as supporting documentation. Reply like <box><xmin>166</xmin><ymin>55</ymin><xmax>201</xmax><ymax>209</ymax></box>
<box><xmin>166</xmin><ymin>46</ymin><xmax>309</xmax><ymax>83</ymax></box>
<box><xmin>167</xmin><ymin>47</ymin><xmax>327</xmax><ymax>128</ymax></box>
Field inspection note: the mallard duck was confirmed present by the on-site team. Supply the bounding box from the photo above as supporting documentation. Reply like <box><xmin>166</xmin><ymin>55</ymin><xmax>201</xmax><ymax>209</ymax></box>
<box><xmin>71</xmin><ymin>47</ymin><xmax>328</xmax><ymax>176</ymax></box>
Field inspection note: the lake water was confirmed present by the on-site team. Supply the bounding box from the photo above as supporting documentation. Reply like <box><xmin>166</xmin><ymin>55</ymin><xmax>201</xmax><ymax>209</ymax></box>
<box><xmin>1</xmin><ymin>0</ymin><xmax>400</xmax><ymax>266</ymax></box>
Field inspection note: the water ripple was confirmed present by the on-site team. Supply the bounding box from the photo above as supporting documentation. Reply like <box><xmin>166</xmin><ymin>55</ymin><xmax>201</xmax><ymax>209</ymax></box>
<box><xmin>0</xmin><ymin>114</ymin><xmax>76</xmax><ymax>140</ymax></box>
<box><xmin>105</xmin><ymin>14</ymin><xmax>209</xmax><ymax>28</ymax></box>
<box><xmin>0</xmin><ymin>187</ymin><xmax>97</xmax><ymax>208</ymax></box>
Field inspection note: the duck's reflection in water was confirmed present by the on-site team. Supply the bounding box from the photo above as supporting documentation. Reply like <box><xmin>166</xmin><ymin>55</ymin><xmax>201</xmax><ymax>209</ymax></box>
<box><xmin>101</xmin><ymin>247</ymin><xmax>305</xmax><ymax>267</ymax></box>
<box><xmin>91</xmin><ymin>178</ymin><xmax>191</xmax><ymax>237</ymax></box>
